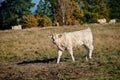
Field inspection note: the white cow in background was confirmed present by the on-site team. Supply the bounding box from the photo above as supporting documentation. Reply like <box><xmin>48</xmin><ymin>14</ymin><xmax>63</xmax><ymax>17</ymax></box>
<box><xmin>51</xmin><ymin>28</ymin><xmax>94</xmax><ymax>63</ymax></box>
<box><xmin>98</xmin><ymin>18</ymin><xmax>106</xmax><ymax>24</ymax></box>
<box><xmin>12</xmin><ymin>25</ymin><xmax>22</xmax><ymax>30</ymax></box>
<box><xmin>109</xmin><ymin>19</ymin><xmax>116</xmax><ymax>24</ymax></box>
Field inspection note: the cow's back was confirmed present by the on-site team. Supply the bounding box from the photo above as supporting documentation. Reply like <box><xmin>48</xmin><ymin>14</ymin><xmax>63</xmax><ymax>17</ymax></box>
<box><xmin>63</xmin><ymin>28</ymin><xmax>93</xmax><ymax>47</ymax></box>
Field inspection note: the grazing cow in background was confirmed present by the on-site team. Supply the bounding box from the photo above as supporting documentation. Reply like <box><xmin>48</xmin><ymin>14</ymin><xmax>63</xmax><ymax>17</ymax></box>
<box><xmin>51</xmin><ymin>28</ymin><xmax>94</xmax><ymax>63</ymax></box>
<box><xmin>109</xmin><ymin>19</ymin><xmax>116</xmax><ymax>24</ymax></box>
<box><xmin>97</xmin><ymin>18</ymin><xmax>106</xmax><ymax>24</ymax></box>
<box><xmin>12</xmin><ymin>25</ymin><xmax>22</xmax><ymax>30</ymax></box>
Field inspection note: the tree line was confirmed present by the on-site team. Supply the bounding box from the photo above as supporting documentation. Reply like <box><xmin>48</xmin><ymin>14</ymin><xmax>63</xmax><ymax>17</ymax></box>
<box><xmin>0</xmin><ymin>0</ymin><xmax>120</xmax><ymax>30</ymax></box>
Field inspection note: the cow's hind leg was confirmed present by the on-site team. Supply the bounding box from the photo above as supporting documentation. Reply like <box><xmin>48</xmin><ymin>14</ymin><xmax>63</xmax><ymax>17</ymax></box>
<box><xmin>84</xmin><ymin>44</ymin><xmax>93</xmax><ymax>61</ymax></box>
<box><xmin>88</xmin><ymin>44</ymin><xmax>93</xmax><ymax>59</ymax></box>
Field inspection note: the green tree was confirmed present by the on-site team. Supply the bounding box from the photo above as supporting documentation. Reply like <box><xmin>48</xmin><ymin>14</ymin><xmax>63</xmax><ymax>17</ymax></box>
<box><xmin>36</xmin><ymin>0</ymin><xmax>57</xmax><ymax>23</ymax></box>
<box><xmin>36</xmin><ymin>0</ymin><xmax>52</xmax><ymax>17</ymax></box>
<box><xmin>36</xmin><ymin>0</ymin><xmax>81</xmax><ymax>25</ymax></box>
<box><xmin>109</xmin><ymin>0</ymin><xmax>120</xmax><ymax>19</ymax></box>
<box><xmin>52</xmin><ymin>0</ymin><xmax>78</xmax><ymax>25</ymax></box>
<box><xmin>0</xmin><ymin>0</ymin><xmax>35</xmax><ymax>29</ymax></box>
<box><xmin>73</xmin><ymin>8</ymin><xmax>84</xmax><ymax>24</ymax></box>
<box><xmin>80</xmin><ymin>0</ymin><xmax>109</xmax><ymax>23</ymax></box>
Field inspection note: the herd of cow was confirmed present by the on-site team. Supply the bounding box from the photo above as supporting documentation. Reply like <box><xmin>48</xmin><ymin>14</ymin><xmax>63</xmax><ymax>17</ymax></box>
<box><xmin>11</xmin><ymin>18</ymin><xmax>116</xmax><ymax>30</ymax></box>
<box><xmin>98</xmin><ymin>18</ymin><xmax>116</xmax><ymax>24</ymax></box>
<box><xmin>11</xmin><ymin>18</ymin><xmax>116</xmax><ymax>63</ymax></box>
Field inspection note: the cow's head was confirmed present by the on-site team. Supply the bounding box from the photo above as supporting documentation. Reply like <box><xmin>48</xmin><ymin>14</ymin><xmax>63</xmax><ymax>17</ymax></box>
<box><xmin>51</xmin><ymin>33</ymin><xmax>62</xmax><ymax>45</ymax></box>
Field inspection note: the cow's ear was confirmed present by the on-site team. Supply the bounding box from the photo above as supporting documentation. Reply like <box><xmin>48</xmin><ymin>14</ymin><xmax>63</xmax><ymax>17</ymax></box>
<box><xmin>58</xmin><ymin>34</ymin><xmax>62</xmax><ymax>38</ymax></box>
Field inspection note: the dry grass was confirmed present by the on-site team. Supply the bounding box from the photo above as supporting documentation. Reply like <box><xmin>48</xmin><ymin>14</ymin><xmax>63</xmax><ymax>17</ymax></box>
<box><xmin>0</xmin><ymin>24</ymin><xmax>119</xmax><ymax>61</ymax></box>
<box><xmin>0</xmin><ymin>23</ymin><xmax>120</xmax><ymax>80</ymax></box>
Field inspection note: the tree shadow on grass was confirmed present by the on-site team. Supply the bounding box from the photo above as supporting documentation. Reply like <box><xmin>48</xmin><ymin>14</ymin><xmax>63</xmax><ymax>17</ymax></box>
<box><xmin>17</xmin><ymin>58</ymin><xmax>56</xmax><ymax>65</ymax></box>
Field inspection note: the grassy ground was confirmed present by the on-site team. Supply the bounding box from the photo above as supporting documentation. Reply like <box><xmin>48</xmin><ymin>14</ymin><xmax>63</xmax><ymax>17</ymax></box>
<box><xmin>0</xmin><ymin>23</ymin><xmax>120</xmax><ymax>80</ymax></box>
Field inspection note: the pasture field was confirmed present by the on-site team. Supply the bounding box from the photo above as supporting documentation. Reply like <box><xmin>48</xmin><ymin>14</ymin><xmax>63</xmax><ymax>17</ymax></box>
<box><xmin>0</xmin><ymin>23</ymin><xmax>120</xmax><ymax>80</ymax></box>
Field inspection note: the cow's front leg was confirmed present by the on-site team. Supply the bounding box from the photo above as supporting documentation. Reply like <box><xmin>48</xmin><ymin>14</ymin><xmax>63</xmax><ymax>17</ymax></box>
<box><xmin>57</xmin><ymin>50</ymin><xmax>62</xmax><ymax>63</ymax></box>
<box><xmin>67</xmin><ymin>47</ymin><xmax>75</xmax><ymax>62</ymax></box>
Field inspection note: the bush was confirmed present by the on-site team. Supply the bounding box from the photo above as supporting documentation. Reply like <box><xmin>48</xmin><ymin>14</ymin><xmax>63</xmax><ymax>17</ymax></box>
<box><xmin>116</xmin><ymin>19</ymin><xmax>120</xmax><ymax>22</ymax></box>
<box><xmin>23</xmin><ymin>14</ymin><xmax>38</xmax><ymax>28</ymax></box>
<box><xmin>36</xmin><ymin>15</ymin><xmax>52</xmax><ymax>27</ymax></box>
<box><xmin>52</xmin><ymin>21</ymin><xmax>60</xmax><ymax>27</ymax></box>
<box><xmin>66</xmin><ymin>17</ymin><xmax>79</xmax><ymax>25</ymax></box>
<box><xmin>66</xmin><ymin>17</ymin><xmax>72</xmax><ymax>25</ymax></box>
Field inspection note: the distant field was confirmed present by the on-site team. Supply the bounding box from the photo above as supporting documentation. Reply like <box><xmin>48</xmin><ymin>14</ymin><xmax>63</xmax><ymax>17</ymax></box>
<box><xmin>0</xmin><ymin>23</ymin><xmax>120</xmax><ymax>80</ymax></box>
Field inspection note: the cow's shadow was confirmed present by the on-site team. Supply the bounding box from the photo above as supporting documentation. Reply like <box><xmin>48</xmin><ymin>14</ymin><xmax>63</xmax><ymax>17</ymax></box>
<box><xmin>17</xmin><ymin>58</ymin><xmax>56</xmax><ymax>65</ymax></box>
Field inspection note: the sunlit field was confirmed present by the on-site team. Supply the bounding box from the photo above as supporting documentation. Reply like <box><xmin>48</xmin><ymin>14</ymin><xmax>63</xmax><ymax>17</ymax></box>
<box><xmin>0</xmin><ymin>23</ymin><xmax>120</xmax><ymax>80</ymax></box>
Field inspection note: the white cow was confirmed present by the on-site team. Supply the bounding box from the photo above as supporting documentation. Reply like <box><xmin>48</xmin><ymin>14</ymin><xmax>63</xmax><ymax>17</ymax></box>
<box><xmin>97</xmin><ymin>18</ymin><xmax>106</xmax><ymax>24</ymax></box>
<box><xmin>51</xmin><ymin>28</ymin><xmax>94</xmax><ymax>63</ymax></box>
<box><xmin>109</xmin><ymin>19</ymin><xmax>116</xmax><ymax>24</ymax></box>
<box><xmin>12</xmin><ymin>25</ymin><xmax>22</xmax><ymax>30</ymax></box>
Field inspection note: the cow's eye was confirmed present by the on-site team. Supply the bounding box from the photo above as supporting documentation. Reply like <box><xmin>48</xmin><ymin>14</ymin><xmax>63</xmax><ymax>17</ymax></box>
<box><xmin>53</xmin><ymin>39</ymin><xmax>55</xmax><ymax>41</ymax></box>
<box><xmin>52</xmin><ymin>37</ymin><xmax>55</xmax><ymax>41</ymax></box>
